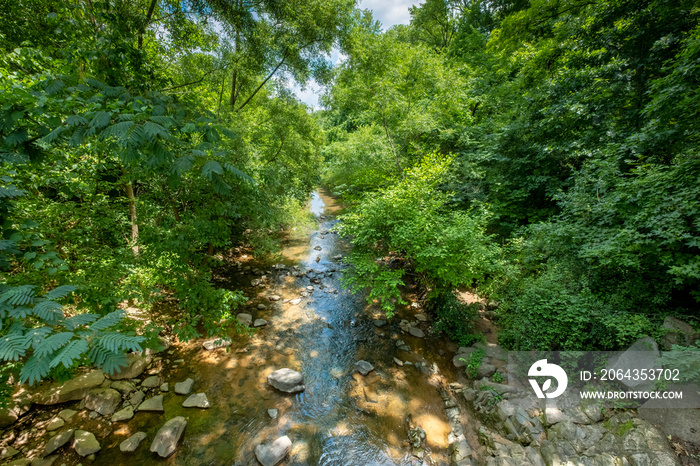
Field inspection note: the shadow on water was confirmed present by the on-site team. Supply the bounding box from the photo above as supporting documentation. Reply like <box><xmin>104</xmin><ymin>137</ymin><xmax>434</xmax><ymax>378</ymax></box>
<box><xmin>96</xmin><ymin>188</ymin><xmax>457</xmax><ymax>466</ymax></box>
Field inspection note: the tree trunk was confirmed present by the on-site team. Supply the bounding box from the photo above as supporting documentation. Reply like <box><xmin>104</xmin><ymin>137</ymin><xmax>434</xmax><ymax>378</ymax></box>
<box><xmin>125</xmin><ymin>181</ymin><xmax>139</xmax><ymax>256</ymax></box>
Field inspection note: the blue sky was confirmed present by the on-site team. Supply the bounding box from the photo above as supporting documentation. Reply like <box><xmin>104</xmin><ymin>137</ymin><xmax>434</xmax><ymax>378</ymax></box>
<box><xmin>292</xmin><ymin>0</ymin><xmax>420</xmax><ymax>109</ymax></box>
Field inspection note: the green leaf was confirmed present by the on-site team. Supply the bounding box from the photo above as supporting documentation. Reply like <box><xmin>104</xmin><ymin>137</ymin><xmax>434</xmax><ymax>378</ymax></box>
<box><xmin>202</xmin><ymin>160</ymin><xmax>223</xmax><ymax>180</ymax></box>
<box><xmin>34</xmin><ymin>332</ymin><xmax>74</xmax><ymax>357</ymax></box>
<box><xmin>31</xmin><ymin>300</ymin><xmax>63</xmax><ymax>322</ymax></box>
<box><xmin>0</xmin><ymin>334</ymin><xmax>30</xmax><ymax>361</ymax></box>
<box><xmin>62</xmin><ymin>313</ymin><xmax>98</xmax><ymax>330</ymax></box>
<box><xmin>0</xmin><ymin>286</ymin><xmax>36</xmax><ymax>306</ymax></box>
<box><xmin>20</xmin><ymin>354</ymin><xmax>52</xmax><ymax>386</ymax></box>
<box><xmin>49</xmin><ymin>339</ymin><xmax>88</xmax><ymax>369</ymax></box>
<box><xmin>45</xmin><ymin>285</ymin><xmax>77</xmax><ymax>300</ymax></box>
<box><xmin>89</xmin><ymin>111</ymin><xmax>112</xmax><ymax>129</ymax></box>
<box><xmin>89</xmin><ymin>310</ymin><xmax>124</xmax><ymax>331</ymax></box>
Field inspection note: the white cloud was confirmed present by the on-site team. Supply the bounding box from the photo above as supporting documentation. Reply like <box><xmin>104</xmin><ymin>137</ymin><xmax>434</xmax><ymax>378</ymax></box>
<box><xmin>291</xmin><ymin>1</ymin><xmax>420</xmax><ymax>108</ymax></box>
<box><xmin>360</xmin><ymin>0</ymin><xmax>421</xmax><ymax>29</ymax></box>
<box><xmin>292</xmin><ymin>80</ymin><xmax>323</xmax><ymax>110</ymax></box>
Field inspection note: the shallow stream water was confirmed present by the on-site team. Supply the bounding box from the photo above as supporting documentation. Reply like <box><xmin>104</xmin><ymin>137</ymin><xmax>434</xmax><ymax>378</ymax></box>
<box><xmin>101</xmin><ymin>189</ymin><xmax>461</xmax><ymax>465</ymax></box>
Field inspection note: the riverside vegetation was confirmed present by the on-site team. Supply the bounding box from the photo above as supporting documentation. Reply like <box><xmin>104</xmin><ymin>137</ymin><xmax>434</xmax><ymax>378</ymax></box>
<box><xmin>0</xmin><ymin>0</ymin><xmax>699</xmax><ymax>435</ymax></box>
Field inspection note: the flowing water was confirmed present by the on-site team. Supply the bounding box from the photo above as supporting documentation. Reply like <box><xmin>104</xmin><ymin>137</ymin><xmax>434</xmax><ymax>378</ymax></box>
<box><xmin>99</xmin><ymin>189</ymin><xmax>461</xmax><ymax>465</ymax></box>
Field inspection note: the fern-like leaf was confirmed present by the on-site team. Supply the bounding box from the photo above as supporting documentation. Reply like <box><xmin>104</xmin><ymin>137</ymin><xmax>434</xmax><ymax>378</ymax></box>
<box><xmin>100</xmin><ymin>121</ymin><xmax>134</xmax><ymax>141</ymax></box>
<box><xmin>223</xmin><ymin>163</ymin><xmax>255</xmax><ymax>185</ymax></box>
<box><xmin>89</xmin><ymin>111</ymin><xmax>112</xmax><ymax>129</ymax></box>
<box><xmin>9</xmin><ymin>306</ymin><xmax>32</xmax><ymax>318</ymax></box>
<box><xmin>33</xmin><ymin>332</ymin><xmax>74</xmax><ymax>357</ymax></box>
<box><xmin>202</xmin><ymin>160</ymin><xmax>223</xmax><ymax>180</ymax></box>
<box><xmin>0</xmin><ymin>285</ymin><xmax>36</xmax><ymax>306</ymax></box>
<box><xmin>68</xmin><ymin>127</ymin><xmax>86</xmax><ymax>147</ymax></box>
<box><xmin>49</xmin><ymin>339</ymin><xmax>88</xmax><ymax>369</ymax></box>
<box><xmin>45</xmin><ymin>285</ymin><xmax>77</xmax><ymax>300</ymax></box>
<box><xmin>0</xmin><ymin>334</ymin><xmax>30</xmax><ymax>361</ymax></box>
<box><xmin>220</xmin><ymin>127</ymin><xmax>238</xmax><ymax>139</ymax></box>
<box><xmin>45</xmin><ymin>79</ymin><xmax>65</xmax><ymax>95</ymax></box>
<box><xmin>0</xmin><ymin>185</ymin><xmax>25</xmax><ymax>199</ymax></box>
<box><xmin>62</xmin><ymin>313</ymin><xmax>98</xmax><ymax>330</ymax></box>
<box><xmin>20</xmin><ymin>354</ymin><xmax>52</xmax><ymax>386</ymax></box>
<box><xmin>89</xmin><ymin>347</ymin><xmax>128</xmax><ymax>375</ymax></box>
<box><xmin>25</xmin><ymin>326</ymin><xmax>53</xmax><ymax>348</ymax></box>
<box><xmin>98</xmin><ymin>332</ymin><xmax>144</xmax><ymax>352</ymax></box>
<box><xmin>149</xmin><ymin>116</ymin><xmax>176</xmax><ymax>128</ymax></box>
<box><xmin>142</xmin><ymin>121</ymin><xmax>169</xmax><ymax>139</ymax></box>
<box><xmin>65</xmin><ymin>115</ymin><xmax>88</xmax><ymax>127</ymax></box>
<box><xmin>89</xmin><ymin>310</ymin><xmax>124</xmax><ymax>331</ymax></box>
<box><xmin>31</xmin><ymin>300</ymin><xmax>63</xmax><ymax>322</ymax></box>
<box><xmin>40</xmin><ymin>126</ymin><xmax>65</xmax><ymax>145</ymax></box>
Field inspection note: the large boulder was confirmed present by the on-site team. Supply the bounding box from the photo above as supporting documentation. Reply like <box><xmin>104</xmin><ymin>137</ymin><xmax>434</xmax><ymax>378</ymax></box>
<box><xmin>254</xmin><ymin>436</ymin><xmax>292</xmax><ymax>466</ymax></box>
<box><xmin>267</xmin><ymin>368</ymin><xmax>305</xmax><ymax>393</ymax></box>
<box><xmin>606</xmin><ymin>337</ymin><xmax>660</xmax><ymax>389</ymax></box>
<box><xmin>474</xmin><ymin>342</ymin><xmax>508</xmax><ymax>361</ymax></box>
<box><xmin>34</xmin><ymin>370</ymin><xmax>104</xmax><ymax>405</ymax></box>
<box><xmin>661</xmin><ymin>317</ymin><xmax>700</xmax><ymax>349</ymax></box>
<box><xmin>73</xmin><ymin>430</ymin><xmax>100</xmax><ymax>457</ymax></box>
<box><xmin>150</xmin><ymin>416</ymin><xmax>187</xmax><ymax>458</ymax></box>
<box><xmin>110</xmin><ymin>354</ymin><xmax>150</xmax><ymax>380</ymax></box>
<box><xmin>84</xmin><ymin>388</ymin><xmax>121</xmax><ymax>415</ymax></box>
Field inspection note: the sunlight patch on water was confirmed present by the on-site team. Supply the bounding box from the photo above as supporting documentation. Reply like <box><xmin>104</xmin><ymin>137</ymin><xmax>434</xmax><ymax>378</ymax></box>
<box><xmin>309</xmin><ymin>190</ymin><xmax>326</xmax><ymax>217</ymax></box>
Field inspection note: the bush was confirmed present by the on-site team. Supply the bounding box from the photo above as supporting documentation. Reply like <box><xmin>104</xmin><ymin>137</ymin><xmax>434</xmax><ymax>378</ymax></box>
<box><xmin>497</xmin><ymin>264</ymin><xmax>659</xmax><ymax>351</ymax></box>
<box><xmin>340</xmin><ymin>153</ymin><xmax>499</xmax><ymax>315</ymax></box>
<box><xmin>431</xmin><ymin>291</ymin><xmax>480</xmax><ymax>347</ymax></box>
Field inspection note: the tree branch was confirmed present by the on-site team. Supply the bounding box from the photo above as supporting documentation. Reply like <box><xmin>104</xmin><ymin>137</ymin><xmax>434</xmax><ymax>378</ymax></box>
<box><xmin>235</xmin><ymin>51</ymin><xmax>288</xmax><ymax>112</ymax></box>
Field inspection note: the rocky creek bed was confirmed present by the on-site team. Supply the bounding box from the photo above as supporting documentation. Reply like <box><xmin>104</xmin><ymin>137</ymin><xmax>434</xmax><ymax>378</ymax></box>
<box><xmin>0</xmin><ymin>190</ymin><xmax>694</xmax><ymax>466</ymax></box>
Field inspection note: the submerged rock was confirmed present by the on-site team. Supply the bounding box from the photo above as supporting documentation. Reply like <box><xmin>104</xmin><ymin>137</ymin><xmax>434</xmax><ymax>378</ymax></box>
<box><xmin>267</xmin><ymin>368</ymin><xmax>305</xmax><ymax>393</ymax></box>
<box><xmin>150</xmin><ymin>416</ymin><xmax>187</xmax><ymax>458</ymax></box>
<box><xmin>174</xmin><ymin>378</ymin><xmax>194</xmax><ymax>395</ymax></box>
<box><xmin>236</xmin><ymin>313</ymin><xmax>253</xmax><ymax>327</ymax></box>
<box><xmin>182</xmin><ymin>393</ymin><xmax>210</xmax><ymax>408</ymax></box>
<box><xmin>254</xmin><ymin>319</ymin><xmax>268</xmax><ymax>327</ymax></box>
<box><xmin>120</xmin><ymin>432</ymin><xmax>147</xmax><ymax>453</ymax></box>
<box><xmin>255</xmin><ymin>436</ymin><xmax>292</xmax><ymax>466</ymax></box>
<box><xmin>354</xmin><ymin>360</ymin><xmax>374</xmax><ymax>376</ymax></box>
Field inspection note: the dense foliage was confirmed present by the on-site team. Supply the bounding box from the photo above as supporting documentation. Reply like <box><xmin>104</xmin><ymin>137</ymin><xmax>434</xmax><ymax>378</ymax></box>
<box><xmin>2</xmin><ymin>0</ymin><xmax>698</xmax><ymax>389</ymax></box>
<box><xmin>0</xmin><ymin>0</ymin><xmax>352</xmax><ymax>385</ymax></box>
<box><xmin>323</xmin><ymin>0</ymin><xmax>700</xmax><ymax>350</ymax></box>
